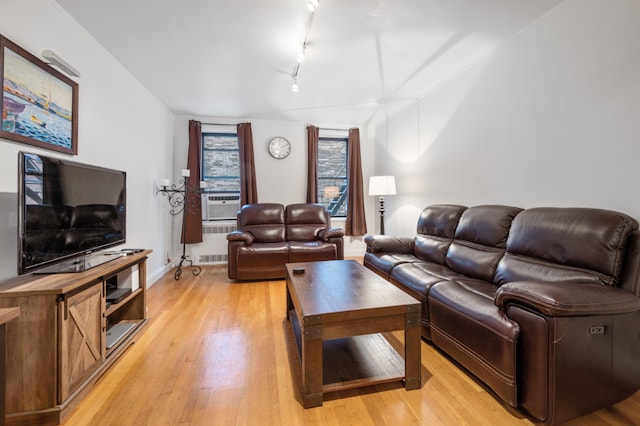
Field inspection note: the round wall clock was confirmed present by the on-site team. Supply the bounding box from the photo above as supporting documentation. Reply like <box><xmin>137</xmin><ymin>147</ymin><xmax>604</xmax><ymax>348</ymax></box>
<box><xmin>268</xmin><ymin>137</ymin><xmax>291</xmax><ymax>159</ymax></box>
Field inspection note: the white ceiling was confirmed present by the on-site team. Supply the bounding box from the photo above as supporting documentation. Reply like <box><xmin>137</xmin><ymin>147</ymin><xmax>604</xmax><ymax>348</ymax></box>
<box><xmin>56</xmin><ymin>0</ymin><xmax>564</xmax><ymax>125</ymax></box>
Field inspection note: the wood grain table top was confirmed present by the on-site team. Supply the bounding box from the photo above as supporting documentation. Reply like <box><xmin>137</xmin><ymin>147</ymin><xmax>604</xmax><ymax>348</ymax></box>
<box><xmin>285</xmin><ymin>260</ymin><xmax>420</xmax><ymax>319</ymax></box>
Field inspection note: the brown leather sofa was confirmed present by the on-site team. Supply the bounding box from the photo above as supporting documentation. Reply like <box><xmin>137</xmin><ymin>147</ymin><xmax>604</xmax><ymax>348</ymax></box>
<box><xmin>227</xmin><ymin>203</ymin><xmax>344</xmax><ymax>280</ymax></box>
<box><xmin>364</xmin><ymin>204</ymin><xmax>640</xmax><ymax>425</ymax></box>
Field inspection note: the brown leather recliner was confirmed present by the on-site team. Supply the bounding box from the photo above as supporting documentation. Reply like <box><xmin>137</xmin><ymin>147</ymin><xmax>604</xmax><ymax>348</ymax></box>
<box><xmin>227</xmin><ymin>203</ymin><xmax>344</xmax><ymax>280</ymax></box>
<box><xmin>364</xmin><ymin>204</ymin><xmax>640</xmax><ymax>425</ymax></box>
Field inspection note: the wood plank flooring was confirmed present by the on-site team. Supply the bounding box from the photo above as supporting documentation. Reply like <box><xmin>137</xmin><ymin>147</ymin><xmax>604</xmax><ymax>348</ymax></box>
<box><xmin>63</xmin><ymin>264</ymin><xmax>640</xmax><ymax>425</ymax></box>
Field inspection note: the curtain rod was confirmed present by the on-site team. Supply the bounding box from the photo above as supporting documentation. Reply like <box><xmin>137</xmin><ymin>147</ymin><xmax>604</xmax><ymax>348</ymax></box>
<box><xmin>317</xmin><ymin>127</ymin><xmax>352</xmax><ymax>132</ymax></box>
<box><xmin>201</xmin><ymin>122</ymin><xmax>237</xmax><ymax>127</ymax></box>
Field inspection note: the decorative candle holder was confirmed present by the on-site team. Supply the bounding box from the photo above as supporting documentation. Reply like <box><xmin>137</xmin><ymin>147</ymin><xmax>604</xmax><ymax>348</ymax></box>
<box><xmin>155</xmin><ymin>172</ymin><xmax>204</xmax><ymax>280</ymax></box>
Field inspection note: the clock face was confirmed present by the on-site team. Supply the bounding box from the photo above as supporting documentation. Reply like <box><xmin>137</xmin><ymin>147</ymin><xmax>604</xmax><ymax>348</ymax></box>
<box><xmin>268</xmin><ymin>137</ymin><xmax>291</xmax><ymax>159</ymax></box>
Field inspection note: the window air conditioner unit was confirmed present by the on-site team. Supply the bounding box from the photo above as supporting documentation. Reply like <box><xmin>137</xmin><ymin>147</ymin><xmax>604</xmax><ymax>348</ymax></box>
<box><xmin>202</xmin><ymin>193</ymin><xmax>241</xmax><ymax>221</ymax></box>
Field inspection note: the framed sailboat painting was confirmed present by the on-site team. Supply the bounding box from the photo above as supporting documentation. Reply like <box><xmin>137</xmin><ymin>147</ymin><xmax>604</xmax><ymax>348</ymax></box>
<box><xmin>1</xmin><ymin>35</ymin><xmax>78</xmax><ymax>155</ymax></box>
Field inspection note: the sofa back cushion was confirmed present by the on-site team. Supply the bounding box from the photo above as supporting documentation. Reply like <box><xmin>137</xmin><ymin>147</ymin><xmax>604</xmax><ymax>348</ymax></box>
<box><xmin>238</xmin><ymin>203</ymin><xmax>285</xmax><ymax>243</ymax></box>
<box><xmin>285</xmin><ymin>203</ymin><xmax>329</xmax><ymax>241</ymax></box>
<box><xmin>495</xmin><ymin>207</ymin><xmax>638</xmax><ymax>286</ymax></box>
<box><xmin>414</xmin><ymin>205</ymin><xmax>466</xmax><ymax>264</ymax></box>
<box><xmin>445</xmin><ymin>205</ymin><xmax>522</xmax><ymax>281</ymax></box>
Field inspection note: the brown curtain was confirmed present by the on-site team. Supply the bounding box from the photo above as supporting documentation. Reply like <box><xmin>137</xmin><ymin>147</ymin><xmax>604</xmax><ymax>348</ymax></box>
<box><xmin>345</xmin><ymin>128</ymin><xmax>367</xmax><ymax>236</ymax></box>
<box><xmin>306</xmin><ymin>125</ymin><xmax>319</xmax><ymax>203</ymax></box>
<box><xmin>182</xmin><ymin>120</ymin><xmax>203</xmax><ymax>244</ymax></box>
<box><xmin>237</xmin><ymin>122</ymin><xmax>258</xmax><ymax>206</ymax></box>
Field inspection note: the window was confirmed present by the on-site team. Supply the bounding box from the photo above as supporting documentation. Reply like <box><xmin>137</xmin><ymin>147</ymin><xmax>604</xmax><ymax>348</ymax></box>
<box><xmin>201</xmin><ymin>132</ymin><xmax>240</xmax><ymax>193</ymax></box>
<box><xmin>23</xmin><ymin>153</ymin><xmax>44</xmax><ymax>204</ymax></box>
<box><xmin>317</xmin><ymin>136</ymin><xmax>348</xmax><ymax>217</ymax></box>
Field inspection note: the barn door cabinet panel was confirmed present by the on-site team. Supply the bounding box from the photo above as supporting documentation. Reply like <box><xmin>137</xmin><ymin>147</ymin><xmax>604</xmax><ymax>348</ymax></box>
<box><xmin>0</xmin><ymin>250</ymin><xmax>151</xmax><ymax>426</ymax></box>
<box><xmin>57</xmin><ymin>282</ymin><xmax>104</xmax><ymax>403</ymax></box>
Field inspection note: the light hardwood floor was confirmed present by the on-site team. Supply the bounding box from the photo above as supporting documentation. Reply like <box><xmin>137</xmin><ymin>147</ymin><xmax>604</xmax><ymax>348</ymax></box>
<box><xmin>63</xmin><ymin>264</ymin><xmax>640</xmax><ymax>425</ymax></box>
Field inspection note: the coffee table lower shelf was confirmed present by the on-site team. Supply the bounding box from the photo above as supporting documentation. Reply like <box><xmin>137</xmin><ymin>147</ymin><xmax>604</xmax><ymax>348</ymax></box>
<box><xmin>288</xmin><ymin>309</ymin><xmax>406</xmax><ymax>396</ymax></box>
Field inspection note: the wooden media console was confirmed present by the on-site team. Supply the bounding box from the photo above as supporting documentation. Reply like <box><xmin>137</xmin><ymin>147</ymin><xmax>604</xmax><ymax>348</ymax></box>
<box><xmin>0</xmin><ymin>250</ymin><xmax>151</xmax><ymax>426</ymax></box>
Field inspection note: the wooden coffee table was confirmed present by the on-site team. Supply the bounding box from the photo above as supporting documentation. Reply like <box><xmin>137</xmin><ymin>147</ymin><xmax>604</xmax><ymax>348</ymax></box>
<box><xmin>285</xmin><ymin>260</ymin><xmax>422</xmax><ymax>408</ymax></box>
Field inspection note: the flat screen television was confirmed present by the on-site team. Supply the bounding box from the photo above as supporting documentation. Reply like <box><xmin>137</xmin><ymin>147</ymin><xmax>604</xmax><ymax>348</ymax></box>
<box><xmin>18</xmin><ymin>151</ymin><xmax>126</xmax><ymax>275</ymax></box>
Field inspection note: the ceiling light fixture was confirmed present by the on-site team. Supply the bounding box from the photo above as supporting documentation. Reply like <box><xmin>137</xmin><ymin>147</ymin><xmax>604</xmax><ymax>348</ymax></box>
<box><xmin>296</xmin><ymin>47</ymin><xmax>306</xmax><ymax>64</ymax></box>
<box><xmin>307</xmin><ymin>0</ymin><xmax>319</xmax><ymax>12</ymax></box>
<box><xmin>291</xmin><ymin>1</ymin><xmax>318</xmax><ymax>92</ymax></box>
<box><xmin>41</xmin><ymin>50</ymin><xmax>81</xmax><ymax>77</ymax></box>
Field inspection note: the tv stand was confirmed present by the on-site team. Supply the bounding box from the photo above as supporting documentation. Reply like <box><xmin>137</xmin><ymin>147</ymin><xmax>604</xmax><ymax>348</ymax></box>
<box><xmin>0</xmin><ymin>250</ymin><xmax>151</xmax><ymax>426</ymax></box>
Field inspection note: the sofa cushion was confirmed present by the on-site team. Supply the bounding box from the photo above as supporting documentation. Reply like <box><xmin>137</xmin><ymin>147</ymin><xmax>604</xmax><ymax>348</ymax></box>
<box><xmin>238</xmin><ymin>203</ymin><xmax>285</xmax><ymax>243</ymax></box>
<box><xmin>285</xmin><ymin>203</ymin><xmax>330</xmax><ymax>242</ymax></box>
<box><xmin>288</xmin><ymin>241</ymin><xmax>337</xmax><ymax>263</ymax></box>
<box><xmin>495</xmin><ymin>207</ymin><xmax>638</xmax><ymax>286</ymax></box>
<box><xmin>445</xmin><ymin>205</ymin><xmax>522</xmax><ymax>281</ymax></box>
<box><xmin>429</xmin><ymin>278</ymin><xmax>520</xmax><ymax>407</ymax></box>
<box><xmin>390</xmin><ymin>261</ymin><xmax>467</xmax><ymax>339</ymax></box>
<box><xmin>234</xmin><ymin>242</ymin><xmax>289</xmax><ymax>280</ymax></box>
<box><xmin>391</xmin><ymin>261</ymin><xmax>467</xmax><ymax>289</ymax></box>
<box><xmin>364</xmin><ymin>252</ymin><xmax>421</xmax><ymax>279</ymax></box>
<box><xmin>414</xmin><ymin>204</ymin><xmax>466</xmax><ymax>263</ymax></box>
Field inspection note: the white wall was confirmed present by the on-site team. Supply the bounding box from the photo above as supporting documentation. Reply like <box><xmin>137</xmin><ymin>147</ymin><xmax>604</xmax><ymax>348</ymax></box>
<box><xmin>0</xmin><ymin>0</ymin><xmax>174</xmax><ymax>283</ymax></box>
<box><xmin>369</xmin><ymin>0</ymin><xmax>640</xmax><ymax>237</ymax></box>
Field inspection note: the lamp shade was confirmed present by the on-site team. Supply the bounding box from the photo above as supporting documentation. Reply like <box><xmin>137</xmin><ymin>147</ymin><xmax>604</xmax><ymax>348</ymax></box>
<box><xmin>369</xmin><ymin>176</ymin><xmax>396</xmax><ymax>196</ymax></box>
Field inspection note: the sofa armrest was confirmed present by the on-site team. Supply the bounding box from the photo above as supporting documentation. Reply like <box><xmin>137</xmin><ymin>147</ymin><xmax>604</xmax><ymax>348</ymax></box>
<box><xmin>318</xmin><ymin>227</ymin><xmax>344</xmax><ymax>241</ymax></box>
<box><xmin>226</xmin><ymin>230</ymin><xmax>254</xmax><ymax>245</ymax></box>
<box><xmin>364</xmin><ymin>234</ymin><xmax>415</xmax><ymax>254</ymax></box>
<box><xmin>495</xmin><ymin>281</ymin><xmax>640</xmax><ymax>317</ymax></box>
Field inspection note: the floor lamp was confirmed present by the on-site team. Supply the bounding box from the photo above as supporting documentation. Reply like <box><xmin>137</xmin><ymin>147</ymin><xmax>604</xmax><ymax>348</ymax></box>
<box><xmin>369</xmin><ymin>176</ymin><xmax>396</xmax><ymax>235</ymax></box>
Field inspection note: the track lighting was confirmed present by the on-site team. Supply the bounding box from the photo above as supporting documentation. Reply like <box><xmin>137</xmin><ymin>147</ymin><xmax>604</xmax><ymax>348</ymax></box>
<box><xmin>307</xmin><ymin>0</ymin><xmax>319</xmax><ymax>12</ymax></box>
<box><xmin>41</xmin><ymin>50</ymin><xmax>81</xmax><ymax>77</ymax></box>
<box><xmin>290</xmin><ymin>1</ymin><xmax>318</xmax><ymax>92</ymax></box>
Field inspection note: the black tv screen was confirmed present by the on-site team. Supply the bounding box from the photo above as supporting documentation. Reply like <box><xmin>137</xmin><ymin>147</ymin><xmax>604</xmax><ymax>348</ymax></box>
<box><xmin>18</xmin><ymin>152</ymin><xmax>126</xmax><ymax>275</ymax></box>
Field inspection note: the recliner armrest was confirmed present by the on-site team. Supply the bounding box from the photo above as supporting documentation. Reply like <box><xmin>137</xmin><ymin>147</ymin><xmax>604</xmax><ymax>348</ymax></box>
<box><xmin>318</xmin><ymin>227</ymin><xmax>344</xmax><ymax>241</ymax></box>
<box><xmin>226</xmin><ymin>230</ymin><xmax>254</xmax><ymax>245</ymax></box>
<box><xmin>495</xmin><ymin>281</ymin><xmax>640</xmax><ymax>316</ymax></box>
<box><xmin>364</xmin><ymin>234</ymin><xmax>415</xmax><ymax>254</ymax></box>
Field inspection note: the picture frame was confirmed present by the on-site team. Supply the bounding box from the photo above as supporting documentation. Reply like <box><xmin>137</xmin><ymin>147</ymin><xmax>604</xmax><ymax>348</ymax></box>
<box><xmin>1</xmin><ymin>35</ymin><xmax>78</xmax><ymax>155</ymax></box>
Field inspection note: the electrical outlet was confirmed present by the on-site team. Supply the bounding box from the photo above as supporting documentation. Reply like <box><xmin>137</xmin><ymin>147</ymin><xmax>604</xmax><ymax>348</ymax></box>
<box><xmin>589</xmin><ymin>325</ymin><xmax>605</xmax><ymax>335</ymax></box>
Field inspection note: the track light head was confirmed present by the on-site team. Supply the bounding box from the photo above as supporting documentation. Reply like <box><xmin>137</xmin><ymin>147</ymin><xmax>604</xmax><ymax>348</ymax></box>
<box><xmin>307</xmin><ymin>0</ymin><xmax>319</xmax><ymax>12</ymax></box>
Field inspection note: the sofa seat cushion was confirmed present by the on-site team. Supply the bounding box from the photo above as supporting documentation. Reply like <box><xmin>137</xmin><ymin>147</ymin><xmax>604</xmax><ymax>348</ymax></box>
<box><xmin>390</xmin><ymin>261</ymin><xmax>467</xmax><ymax>300</ymax></box>
<box><xmin>288</xmin><ymin>241</ymin><xmax>337</xmax><ymax>263</ymax></box>
<box><xmin>235</xmin><ymin>242</ymin><xmax>290</xmax><ymax>280</ymax></box>
<box><xmin>237</xmin><ymin>242</ymin><xmax>289</xmax><ymax>268</ymax></box>
<box><xmin>364</xmin><ymin>252</ymin><xmax>420</xmax><ymax>279</ymax></box>
<box><xmin>429</xmin><ymin>279</ymin><xmax>520</xmax><ymax>407</ymax></box>
<box><xmin>389</xmin><ymin>261</ymin><xmax>467</xmax><ymax>339</ymax></box>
